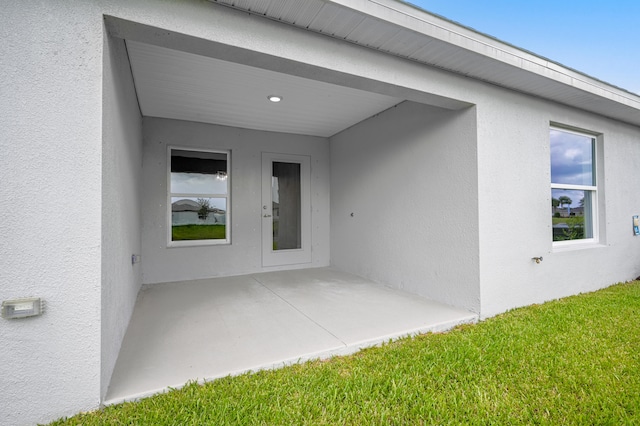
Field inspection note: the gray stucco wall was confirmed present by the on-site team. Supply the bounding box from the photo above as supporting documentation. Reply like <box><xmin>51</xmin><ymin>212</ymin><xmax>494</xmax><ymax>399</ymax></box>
<box><xmin>0</xmin><ymin>2</ymin><xmax>104</xmax><ymax>425</ymax></box>
<box><xmin>101</xmin><ymin>34</ymin><xmax>143</xmax><ymax>400</ymax></box>
<box><xmin>141</xmin><ymin>118</ymin><xmax>331</xmax><ymax>284</ymax></box>
<box><xmin>330</xmin><ymin>101</ymin><xmax>480</xmax><ymax>313</ymax></box>
<box><xmin>475</xmin><ymin>85</ymin><xmax>640</xmax><ymax>318</ymax></box>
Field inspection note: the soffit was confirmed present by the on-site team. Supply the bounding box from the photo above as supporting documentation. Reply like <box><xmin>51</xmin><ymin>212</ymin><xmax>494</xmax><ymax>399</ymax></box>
<box><xmin>127</xmin><ymin>40</ymin><xmax>402</xmax><ymax>137</ymax></box>
<box><xmin>209</xmin><ymin>0</ymin><xmax>640</xmax><ymax>127</ymax></box>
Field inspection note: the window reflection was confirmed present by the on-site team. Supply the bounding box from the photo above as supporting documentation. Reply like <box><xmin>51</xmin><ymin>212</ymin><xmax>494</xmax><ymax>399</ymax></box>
<box><xmin>170</xmin><ymin>149</ymin><xmax>229</xmax><ymax>243</ymax></box>
<box><xmin>272</xmin><ymin>162</ymin><xmax>301</xmax><ymax>250</ymax></box>
<box><xmin>550</xmin><ymin>130</ymin><xmax>594</xmax><ymax>186</ymax></box>
<box><xmin>550</xmin><ymin>128</ymin><xmax>596</xmax><ymax>243</ymax></box>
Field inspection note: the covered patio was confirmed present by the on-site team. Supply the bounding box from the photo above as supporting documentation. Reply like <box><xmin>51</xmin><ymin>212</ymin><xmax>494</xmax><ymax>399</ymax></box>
<box><xmin>103</xmin><ymin>6</ymin><xmax>480</xmax><ymax>409</ymax></box>
<box><xmin>105</xmin><ymin>268</ymin><xmax>477</xmax><ymax>405</ymax></box>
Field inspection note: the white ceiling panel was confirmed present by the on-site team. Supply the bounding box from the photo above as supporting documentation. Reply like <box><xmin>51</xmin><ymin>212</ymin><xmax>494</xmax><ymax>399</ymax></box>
<box><xmin>126</xmin><ymin>40</ymin><xmax>402</xmax><ymax>137</ymax></box>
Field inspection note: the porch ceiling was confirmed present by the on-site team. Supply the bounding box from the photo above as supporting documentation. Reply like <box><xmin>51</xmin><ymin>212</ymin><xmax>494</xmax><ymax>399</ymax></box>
<box><xmin>126</xmin><ymin>40</ymin><xmax>402</xmax><ymax>137</ymax></box>
<box><xmin>210</xmin><ymin>0</ymin><xmax>640</xmax><ymax>127</ymax></box>
<box><xmin>123</xmin><ymin>0</ymin><xmax>640</xmax><ymax>135</ymax></box>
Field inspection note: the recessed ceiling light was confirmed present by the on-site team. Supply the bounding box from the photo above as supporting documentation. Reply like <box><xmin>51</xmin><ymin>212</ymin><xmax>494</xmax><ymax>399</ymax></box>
<box><xmin>267</xmin><ymin>95</ymin><xmax>283</xmax><ymax>103</ymax></box>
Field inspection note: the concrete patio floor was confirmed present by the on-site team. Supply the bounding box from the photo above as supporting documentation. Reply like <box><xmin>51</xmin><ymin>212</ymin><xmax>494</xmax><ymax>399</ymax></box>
<box><xmin>105</xmin><ymin>267</ymin><xmax>477</xmax><ymax>405</ymax></box>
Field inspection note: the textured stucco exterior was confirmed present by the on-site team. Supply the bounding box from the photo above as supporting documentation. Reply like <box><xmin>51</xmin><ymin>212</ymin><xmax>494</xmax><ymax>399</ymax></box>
<box><xmin>141</xmin><ymin>118</ymin><xmax>331</xmax><ymax>284</ymax></box>
<box><xmin>101</xmin><ymin>33</ymin><xmax>143</xmax><ymax>400</ymax></box>
<box><xmin>0</xmin><ymin>2</ymin><xmax>104</xmax><ymax>425</ymax></box>
<box><xmin>330</xmin><ymin>101</ymin><xmax>480</xmax><ymax>312</ymax></box>
<box><xmin>1</xmin><ymin>0</ymin><xmax>639</xmax><ymax>424</ymax></box>
<box><xmin>475</xmin><ymin>87</ymin><xmax>640</xmax><ymax>317</ymax></box>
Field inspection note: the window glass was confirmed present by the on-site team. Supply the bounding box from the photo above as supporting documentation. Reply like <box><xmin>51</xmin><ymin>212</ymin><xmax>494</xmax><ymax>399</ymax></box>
<box><xmin>169</xmin><ymin>149</ymin><xmax>229</xmax><ymax>244</ymax></box>
<box><xmin>171</xmin><ymin>172</ymin><xmax>227</xmax><ymax>195</ymax></box>
<box><xmin>550</xmin><ymin>128</ymin><xmax>596</xmax><ymax>244</ymax></box>
<box><xmin>550</xmin><ymin>129</ymin><xmax>594</xmax><ymax>186</ymax></box>
<box><xmin>272</xmin><ymin>162</ymin><xmax>301</xmax><ymax>251</ymax></box>
<box><xmin>551</xmin><ymin>189</ymin><xmax>593</xmax><ymax>241</ymax></box>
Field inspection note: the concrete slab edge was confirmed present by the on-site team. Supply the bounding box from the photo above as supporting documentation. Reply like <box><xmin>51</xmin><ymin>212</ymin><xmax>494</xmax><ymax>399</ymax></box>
<box><xmin>103</xmin><ymin>313</ymin><xmax>478</xmax><ymax>407</ymax></box>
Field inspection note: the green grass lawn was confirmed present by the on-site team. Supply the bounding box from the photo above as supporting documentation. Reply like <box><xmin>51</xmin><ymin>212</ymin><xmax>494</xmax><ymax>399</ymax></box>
<box><xmin>172</xmin><ymin>224</ymin><xmax>225</xmax><ymax>241</ymax></box>
<box><xmin>50</xmin><ymin>281</ymin><xmax>640</xmax><ymax>425</ymax></box>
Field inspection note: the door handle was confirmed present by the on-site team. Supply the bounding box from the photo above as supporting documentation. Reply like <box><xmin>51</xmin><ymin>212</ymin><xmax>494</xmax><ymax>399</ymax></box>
<box><xmin>263</xmin><ymin>214</ymin><xmax>272</xmax><ymax>218</ymax></box>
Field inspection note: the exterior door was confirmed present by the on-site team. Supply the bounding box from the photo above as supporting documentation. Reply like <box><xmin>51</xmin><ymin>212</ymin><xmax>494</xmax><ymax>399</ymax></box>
<box><xmin>261</xmin><ymin>153</ymin><xmax>311</xmax><ymax>267</ymax></box>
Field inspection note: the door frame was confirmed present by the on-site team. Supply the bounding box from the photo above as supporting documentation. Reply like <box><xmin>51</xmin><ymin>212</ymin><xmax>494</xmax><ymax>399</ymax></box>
<box><xmin>261</xmin><ymin>152</ymin><xmax>312</xmax><ymax>267</ymax></box>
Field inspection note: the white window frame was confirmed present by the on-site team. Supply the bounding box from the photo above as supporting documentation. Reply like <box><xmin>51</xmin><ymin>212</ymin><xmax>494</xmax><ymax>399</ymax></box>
<box><xmin>167</xmin><ymin>146</ymin><xmax>231</xmax><ymax>247</ymax></box>
<box><xmin>550</xmin><ymin>125</ymin><xmax>598</xmax><ymax>249</ymax></box>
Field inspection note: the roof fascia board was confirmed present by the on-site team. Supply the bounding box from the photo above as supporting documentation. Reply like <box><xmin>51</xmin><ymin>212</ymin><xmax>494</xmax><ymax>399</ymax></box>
<box><xmin>327</xmin><ymin>0</ymin><xmax>640</xmax><ymax>113</ymax></box>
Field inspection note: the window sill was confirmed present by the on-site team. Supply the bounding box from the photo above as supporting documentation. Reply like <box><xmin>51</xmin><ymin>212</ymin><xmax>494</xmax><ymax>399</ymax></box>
<box><xmin>552</xmin><ymin>241</ymin><xmax>606</xmax><ymax>253</ymax></box>
<box><xmin>168</xmin><ymin>240</ymin><xmax>230</xmax><ymax>248</ymax></box>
